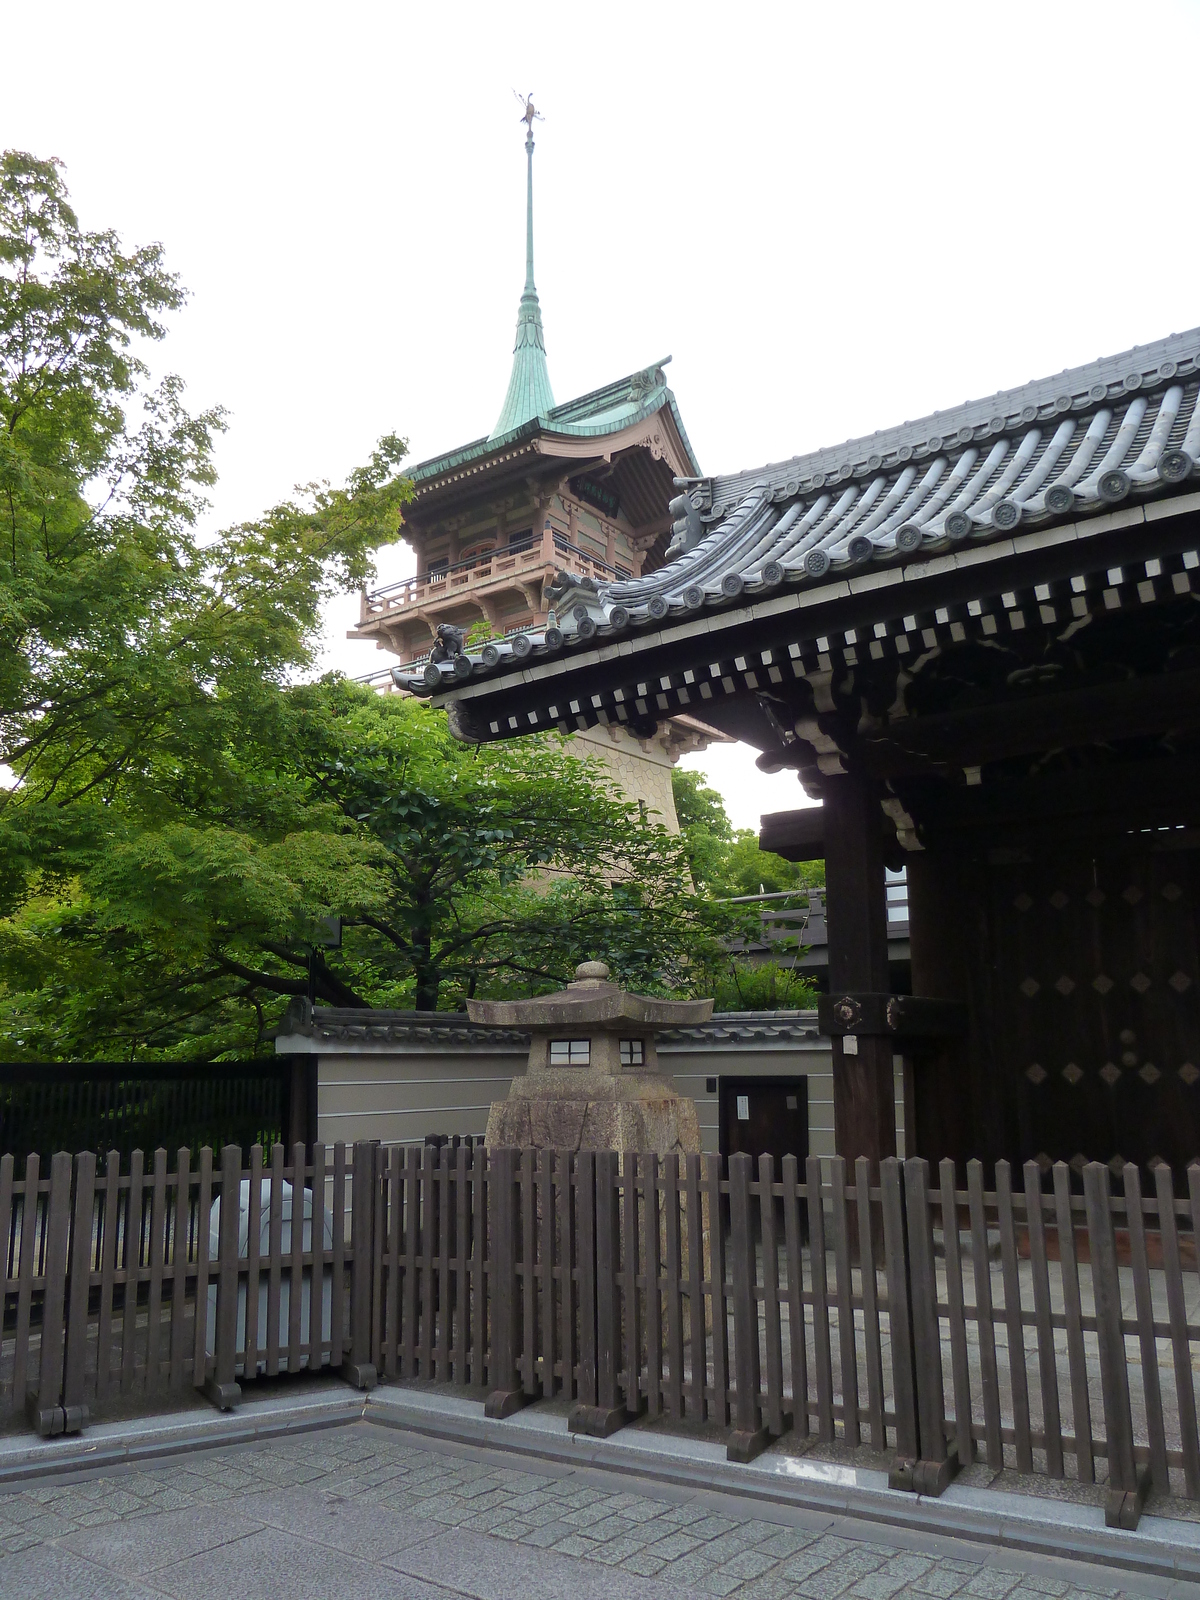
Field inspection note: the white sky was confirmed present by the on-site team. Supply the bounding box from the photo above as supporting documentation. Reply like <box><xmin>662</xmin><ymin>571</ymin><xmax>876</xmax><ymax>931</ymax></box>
<box><xmin>6</xmin><ymin>0</ymin><xmax>1200</xmax><ymax>831</ymax></box>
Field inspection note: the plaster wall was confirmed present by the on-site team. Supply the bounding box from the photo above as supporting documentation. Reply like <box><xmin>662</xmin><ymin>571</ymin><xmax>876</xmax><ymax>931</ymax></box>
<box><xmin>313</xmin><ymin>1046</ymin><xmax>526</xmax><ymax>1150</ymax></box>
<box><xmin>309</xmin><ymin>1039</ymin><xmax>902</xmax><ymax>1164</ymax></box>
<box><xmin>312</xmin><ymin>1033</ymin><xmax>908</xmax><ymax>1160</ymax></box>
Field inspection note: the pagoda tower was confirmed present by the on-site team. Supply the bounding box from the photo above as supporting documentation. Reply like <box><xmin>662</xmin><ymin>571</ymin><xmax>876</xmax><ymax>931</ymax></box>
<box><xmin>351</xmin><ymin>100</ymin><xmax>727</xmax><ymax>826</ymax></box>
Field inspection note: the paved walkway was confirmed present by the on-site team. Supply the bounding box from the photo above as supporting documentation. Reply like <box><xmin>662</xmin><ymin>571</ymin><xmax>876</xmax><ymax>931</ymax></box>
<box><xmin>0</xmin><ymin>1422</ymin><xmax>1189</xmax><ymax>1600</ymax></box>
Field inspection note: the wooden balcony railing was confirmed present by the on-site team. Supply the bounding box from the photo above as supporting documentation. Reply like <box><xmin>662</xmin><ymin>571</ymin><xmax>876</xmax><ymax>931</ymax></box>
<box><xmin>359</xmin><ymin>534</ymin><xmax>623</xmax><ymax>623</ymax></box>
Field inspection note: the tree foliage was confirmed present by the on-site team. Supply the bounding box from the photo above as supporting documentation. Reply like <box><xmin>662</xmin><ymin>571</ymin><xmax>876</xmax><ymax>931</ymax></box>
<box><xmin>0</xmin><ymin>151</ymin><xmax>410</xmax><ymax>1055</ymax></box>
<box><xmin>1</xmin><ymin>683</ymin><xmax>753</xmax><ymax>1057</ymax></box>
<box><xmin>0</xmin><ymin>152</ymin><xmax>794</xmax><ymax>1058</ymax></box>
<box><xmin>671</xmin><ymin>767</ymin><xmax>823</xmax><ymax>897</ymax></box>
<box><xmin>669</xmin><ymin>767</ymin><xmax>823</xmax><ymax>1009</ymax></box>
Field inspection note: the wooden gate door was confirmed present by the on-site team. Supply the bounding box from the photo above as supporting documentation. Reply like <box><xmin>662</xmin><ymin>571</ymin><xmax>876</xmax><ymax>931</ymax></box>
<box><xmin>719</xmin><ymin>1077</ymin><xmax>809</xmax><ymax>1169</ymax></box>
<box><xmin>986</xmin><ymin>839</ymin><xmax>1200</xmax><ymax>1178</ymax></box>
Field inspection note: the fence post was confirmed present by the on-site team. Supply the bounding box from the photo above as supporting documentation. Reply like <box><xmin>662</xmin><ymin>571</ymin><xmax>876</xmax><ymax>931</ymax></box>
<box><xmin>28</xmin><ymin>1151</ymin><xmax>73</xmax><ymax>1436</ymax></box>
<box><xmin>880</xmin><ymin>1156</ymin><xmax>920</xmax><ymax>1485</ymax></box>
<box><xmin>903</xmin><ymin>1158</ymin><xmax>955</xmax><ymax>1493</ymax></box>
<box><xmin>727</xmin><ymin>1151</ymin><xmax>767</xmax><ymax>1462</ymax></box>
<box><xmin>575</xmin><ymin>1150</ymin><xmax>597</xmax><ymax>1408</ymax></box>
<box><xmin>484</xmin><ymin>1147</ymin><xmax>529</xmax><ymax>1417</ymax></box>
<box><xmin>569</xmin><ymin>1149</ymin><xmax>627</xmax><ymax>1437</ymax></box>
<box><xmin>1084</xmin><ymin>1161</ymin><xmax>1148</xmax><ymax>1528</ymax></box>
<box><xmin>61</xmin><ymin>1150</ymin><xmax>97</xmax><ymax>1433</ymax></box>
<box><xmin>342</xmin><ymin>1140</ymin><xmax>378</xmax><ymax>1390</ymax></box>
<box><xmin>204</xmin><ymin>1144</ymin><xmax>243</xmax><ymax>1411</ymax></box>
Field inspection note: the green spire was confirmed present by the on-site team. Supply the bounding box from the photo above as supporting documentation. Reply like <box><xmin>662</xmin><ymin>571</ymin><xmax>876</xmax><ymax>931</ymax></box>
<box><xmin>489</xmin><ymin>113</ymin><xmax>555</xmax><ymax>440</ymax></box>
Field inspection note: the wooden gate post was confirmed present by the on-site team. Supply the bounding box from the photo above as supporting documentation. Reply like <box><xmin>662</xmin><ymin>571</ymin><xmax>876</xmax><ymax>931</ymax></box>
<box><xmin>204</xmin><ymin>1144</ymin><xmax>243</xmax><ymax>1411</ymax></box>
<box><xmin>342</xmin><ymin>1140</ymin><xmax>378</xmax><ymax>1390</ymax></box>
<box><xmin>569</xmin><ymin>1149</ymin><xmax>627</xmax><ymax>1437</ymax></box>
<box><xmin>727</xmin><ymin>1152</ymin><xmax>767</xmax><ymax>1462</ymax></box>
<box><xmin>822</xmin><ymin>773</ymin><xmax>896</xmax><ymax>1172</ymax></box>
<box><xmin>903</xmin><ymin>1158</ymin><xmax>956</xmax><ymax>1493</ymax></box>
<box><xmin>28</xmin><ymin>1151</ymin><xmax>74</xmax><ymax>1436</ymax></box>
<box><xmin>1084</xmin><ymin>1162</ymin><xmax>1149</xmax><ymax>1528</ymax></box>
<box><xmin>880</xmin><ymin>1156</ymin><xmax>920</xmax><ymax>1486</ymax></box>
<box><xmin>484</xmin><ymin>1147</ymin><xmax>529</xmax><ymax>1418</ymax></box>
<box><xmin>61</xmin><ymin>1150</ymin><xmax>97</xmax><ymax>1433</ymax></box>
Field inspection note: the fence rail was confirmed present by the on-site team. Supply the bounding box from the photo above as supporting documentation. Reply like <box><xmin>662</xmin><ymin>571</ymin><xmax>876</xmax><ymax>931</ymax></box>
<box><xmin>3</xmin><ymin>1142</ymin><xmax>1197</xmax><ymax>1528</ymax></box>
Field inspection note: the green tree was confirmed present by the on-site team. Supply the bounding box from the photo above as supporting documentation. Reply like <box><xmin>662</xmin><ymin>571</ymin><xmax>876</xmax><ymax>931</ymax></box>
<box><xmin>0</xmin><ymin>152</ymin><xmax>753</xmax><ymax>1059</ymax></box>
<box><xmin>0</xmin><ymin>151</ymin><xmax>410</xmax><ymax>847</ymax></box>
<box><xmin>1</xmin><ymin>685</ymin><xmax>748</xmax><ymax>1055</ymax></box>
<box><xmin>670</xmin><ymin>767</ymin><xmax>823</xmax><ymax>1011</ymax></box>
<box><xmin>671</xmin><ymin>767</ymin><xmax>823</xmax><ymax>897</ymax></box>
<box><xmin>710</xmin><ymin>959</ymin><xmax>818</xmax><ymax>1012</ymax></box>
<box><xmin>0</xmin><ymin>150</ymin><xmax>412</xmax><ymax>1055</ymax></box>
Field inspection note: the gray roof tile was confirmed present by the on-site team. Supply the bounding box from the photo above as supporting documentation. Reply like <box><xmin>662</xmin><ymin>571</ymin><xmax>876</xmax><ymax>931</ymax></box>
<box><xmin>400</xmin><ymin>328</ymin><xmax>1200</xmax><ymax>694</ymax></box>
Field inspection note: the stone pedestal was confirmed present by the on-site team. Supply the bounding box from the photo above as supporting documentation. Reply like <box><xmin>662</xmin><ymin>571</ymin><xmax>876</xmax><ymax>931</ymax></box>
<box><xmin>485</xmin><ymin>1062</ymin><xmax>700</xmax><ymax>1156</ymax></box>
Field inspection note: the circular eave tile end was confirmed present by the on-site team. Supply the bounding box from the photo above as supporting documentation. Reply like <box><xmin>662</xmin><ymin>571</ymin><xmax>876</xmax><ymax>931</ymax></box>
<box><xmin>1159</xmin><ymin>449</ymin><xmax>1194</xmax><ymax>484</ymax></box>
<box><xmin>895</xmin><ymin>523</ymin><xmax>923</xmax><ymax>553</ymax></box>
<box><xmin>945</xmin><ymin>510</ymin><xmax>972</xmax><ymax>541</ymax></box>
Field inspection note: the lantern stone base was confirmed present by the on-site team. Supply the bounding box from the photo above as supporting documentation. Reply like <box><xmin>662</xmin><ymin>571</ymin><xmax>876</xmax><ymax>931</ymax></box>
<box><xmin>485</xmin><ymin>1067</ymin><xmax>701</xmax><ymax>1156</ymax></box>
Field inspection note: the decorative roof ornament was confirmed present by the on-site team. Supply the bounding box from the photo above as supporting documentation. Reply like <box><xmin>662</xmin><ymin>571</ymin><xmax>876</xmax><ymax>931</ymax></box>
<box><xmin>489</xmin><ymin>94</ymin><xmax>556</xmax><ymax>441</ymax></box>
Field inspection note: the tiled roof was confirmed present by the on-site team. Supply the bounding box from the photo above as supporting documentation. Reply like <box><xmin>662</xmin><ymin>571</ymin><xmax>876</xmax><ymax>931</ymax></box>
<box><xmin>405</xmin><ymin>359</ymin><xmax>699</xmax><ymax>489</ymax></box>
<box><xmin>273</xmin><ymin>1001</ymin><xmax>821</xmax><ymax>1051</ymax></box>
<box><xmin>399</xmin><ymin>327</ymin><xmax>1200</xmax><ymax>694</ymax></box>
<box><xmin>274</xmin><ymin>1001</ymin><xmax>528</xmax><ymax>1051</ymax></box>
<box><xmin>657</xmin><ymin>1011</ymin><xmax>821</xmax><ymax>1047</ymax></box>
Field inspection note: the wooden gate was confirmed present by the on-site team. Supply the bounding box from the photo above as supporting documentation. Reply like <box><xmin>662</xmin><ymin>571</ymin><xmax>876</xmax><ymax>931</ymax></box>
<box><xmin>985</xmin><ymin>839</ymin><xmax>1200</xmax><ymax>1177</ymax></box>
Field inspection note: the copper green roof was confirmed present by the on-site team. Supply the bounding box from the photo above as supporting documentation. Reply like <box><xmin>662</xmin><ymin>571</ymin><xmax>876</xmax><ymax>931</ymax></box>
<box><xmin>406</xmin><ymin>357</ymin><xmax>700</xmax><ymax>488</ymax></box>
<box><xmin>489</xmin><ymin>133</ymin><xmax>555</xmax><ymax>439</ymax></box>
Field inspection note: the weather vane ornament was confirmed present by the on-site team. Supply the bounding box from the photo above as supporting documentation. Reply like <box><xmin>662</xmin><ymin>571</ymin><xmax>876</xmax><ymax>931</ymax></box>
<box><xmin>514</xmin><ymin>91</ymin><xmax>543</xmax><ymax>142</ymax></box>
<box><xmin>489</xmin><ymin>93</ymin><xmax>554</xmax><ymax>439</ymax></box>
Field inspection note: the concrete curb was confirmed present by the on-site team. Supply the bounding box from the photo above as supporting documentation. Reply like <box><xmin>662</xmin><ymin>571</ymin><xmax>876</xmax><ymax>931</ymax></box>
<box><xmin>363</xmin><ymin>1388</ymin><xmax>1200</xmax><ymax>1588</ymax></box>
<box><xmin>0</xmin><ymin>1388</ymin><xmax>365</xmax><ymax>1486</ymax></box>
<box><xmin>2</xmin><ymin>1381</ymin><xmax>1199</xmax><ymax>1589</ymax></box>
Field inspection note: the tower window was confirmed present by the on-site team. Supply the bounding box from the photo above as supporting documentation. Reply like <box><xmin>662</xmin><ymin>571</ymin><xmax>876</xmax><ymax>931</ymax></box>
<box><xmin>550</xmin><ymin>1039</ymin><xmax>590</xmax><ymax>1066</ymax></box>
<box><xmin>620</xmin><ymin>1039</ymin><xmax>644</xmax><ymax>1066</ymax></box>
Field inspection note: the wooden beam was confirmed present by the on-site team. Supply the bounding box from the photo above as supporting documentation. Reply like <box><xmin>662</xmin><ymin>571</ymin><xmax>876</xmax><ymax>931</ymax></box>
<box><xmin>761</xmin><ymin>804</ymin><xmax>906</xmax><ymax>866</ymax></box>
<box><xmin>760</xmin><ymin>808</ymin><xmax>824</xmax><ymax>860</ymax></box>
<box><xmin>860</xmin><ymin>668</ymin><xmax>1200</xmax><ymax>774</ymax></box>
<box><xmin>902</xmin><ymin>753</ymin><xmax>1200</xmax><ymax>845</ymax></box>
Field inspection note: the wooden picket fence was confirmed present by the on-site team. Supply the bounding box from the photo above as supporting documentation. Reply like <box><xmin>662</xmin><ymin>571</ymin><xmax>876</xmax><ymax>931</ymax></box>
<box><xmin>5</xmin><ymin>1139</ymin><xmax>1200</xmax><ymax>1527</ymax></box>
<box><xmin>0</xmin><ymin>1143</ymin><xmax>373</xmax><ymax>1434</ymax></box>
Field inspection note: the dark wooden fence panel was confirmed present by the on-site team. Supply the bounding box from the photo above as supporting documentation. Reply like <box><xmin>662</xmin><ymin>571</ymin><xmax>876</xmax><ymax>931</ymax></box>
<box><xmin>0</xmin><ymin>1063</ymin><xmax>294</xmax><ymax>1169</ymax></box>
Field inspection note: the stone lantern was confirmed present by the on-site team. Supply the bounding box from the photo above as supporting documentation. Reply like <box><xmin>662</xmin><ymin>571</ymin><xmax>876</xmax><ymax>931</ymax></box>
<box><xmin>469</xmin><ymin>961</ymin><xmax>711</xmax><ymax>1155</ymax></box>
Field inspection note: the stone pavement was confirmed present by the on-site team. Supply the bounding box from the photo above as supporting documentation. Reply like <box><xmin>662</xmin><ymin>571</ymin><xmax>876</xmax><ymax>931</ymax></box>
<box><xmin>0</xmin><ymin>1422</ymin><xmax>1189</xmax><ymax>1600</ymax></box>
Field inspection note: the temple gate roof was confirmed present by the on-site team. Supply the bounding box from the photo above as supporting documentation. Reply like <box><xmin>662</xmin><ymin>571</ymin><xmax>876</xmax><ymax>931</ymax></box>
<box><xmin>396</xmin><ymin>326</ymin><xmax>1200</xmax><ymax>714</ymax></box>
